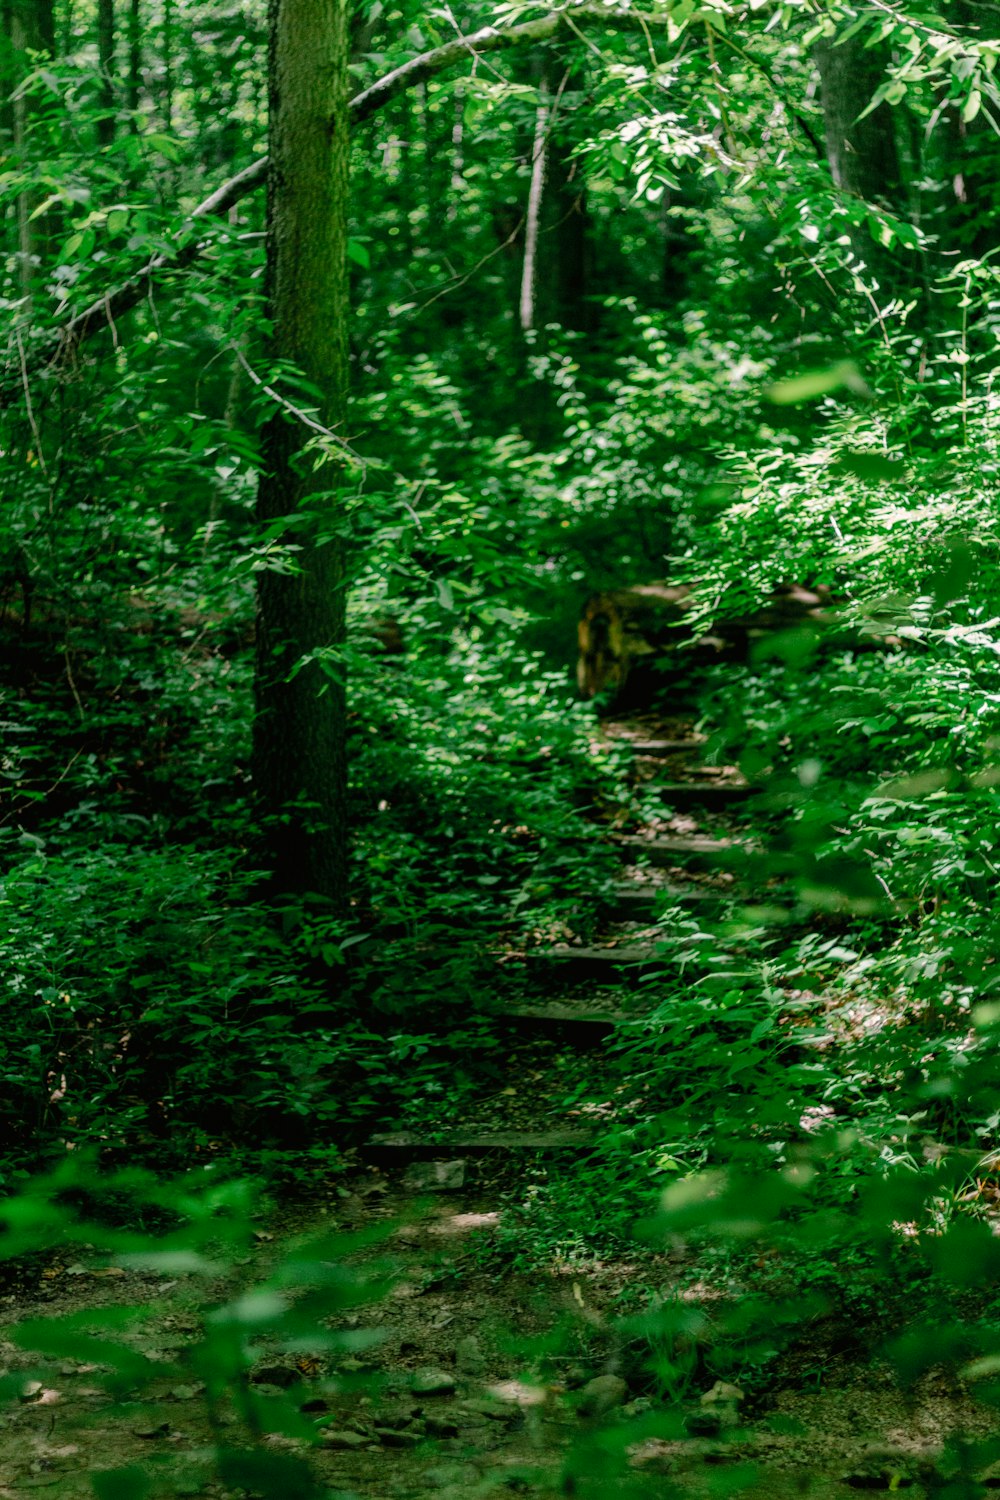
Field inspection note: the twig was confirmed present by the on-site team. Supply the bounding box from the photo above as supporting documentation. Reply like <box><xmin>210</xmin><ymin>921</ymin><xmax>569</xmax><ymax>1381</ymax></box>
<box><xmin>416</xmin><ymin>219</ymin><xmax>524</xmax><ymax>313</ymax></box>
<box><xmin>15</xmin><ymin>327</ymin><xmax>48</xmax><ymax>478</ymax></box>
<box><xmin>63</xmin><ymin>645</ymin><xmax>84</xmax><ymax>719</ymax></box>
<box><xmin>232</xmin><ymin>345</ymin><xmax>363</xmax><ymax>463</ymax></box>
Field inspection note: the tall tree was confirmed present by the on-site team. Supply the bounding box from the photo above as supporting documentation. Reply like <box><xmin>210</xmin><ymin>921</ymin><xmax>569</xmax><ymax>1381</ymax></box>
<box><xmin>516</xmin><ymin>60</ymin><xmax>592</xmax><ymax>442</ymax></box>
<box><xmin>253</xmin><ymin>0</ymin><xmax>350</xmax><ymax>907</ymax></box>
<box><xmin>518</xmin><ymin>63</ymin><xmax>591</xmax><ymax>336</ymax></box>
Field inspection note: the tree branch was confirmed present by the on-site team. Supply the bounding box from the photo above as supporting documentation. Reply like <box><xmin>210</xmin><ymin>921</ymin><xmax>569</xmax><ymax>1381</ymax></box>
<box><xmin>44</xmin><ymin>7</ymin><xmax>681</xmax><ymax>363</ymax></box>
<box><xmin>33</xmin><ymin>6</ymin><xmax>719</xmax><ymax>369</ymax></box>
<box><xmin>349</xmin><ymin>6</ymin><xmax>672</xmax><ymax>125</ymax></box>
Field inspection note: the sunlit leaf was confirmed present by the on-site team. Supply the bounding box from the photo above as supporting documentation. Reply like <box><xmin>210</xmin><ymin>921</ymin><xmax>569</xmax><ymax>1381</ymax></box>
<box><xmin>765</xmin><ymin>361</ymin><xmax>871</xmax><ymax>404</ymax></box>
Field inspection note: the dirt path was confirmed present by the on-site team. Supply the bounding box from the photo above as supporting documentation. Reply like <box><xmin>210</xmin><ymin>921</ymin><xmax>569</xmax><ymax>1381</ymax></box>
<box><xmin>2</xmin><ymin>713</ymin><xmax>997</xmax><ymax>1497</ymax></box>
<box><xmin>2</xmin><ymin>1174</ymin><xmax>995</xmax><ymax>1499</ymax></box>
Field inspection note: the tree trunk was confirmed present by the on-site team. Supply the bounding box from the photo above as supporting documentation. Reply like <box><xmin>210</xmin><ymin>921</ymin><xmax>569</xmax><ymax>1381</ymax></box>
<box><xmin>577</xmin><ymin>584</ymin><xmax>840</xmax><ymax>704</ymax></box>
<box><xmin>1</xmin><ymin>2</ymin><xmax>15</xmax><ymax>147</ymax></box>
<box><xmin>518</xmin><ymin>79</ymin><xmax>549</xmax><ymax>334</ymax></box>
<box><xmin>9</xmin><ymin>0</ymin><xmax>55</xmax><ymax>53</ymax></box>
<box><xmin>515</xmin><ymin>58</ymin><xmax>592</xmax><ymax>442</ymax></box>
<box><xmin>253</xmin><ymin>0</ymin><xmax>350</xmax><ymax>909</ymax></box>
<box><xmin>518</xmin><ymin>65</ymin><xmax>591</xmax><ymax>334</ymax></box>
<box><xmin>97</xmin><ymin>0</ymin><xmax>115</xmax><ymax>145</ymax></box>
<box><xmin>127</xmin><ymin>0</ymin><xmax>141</xmax><ymax>112</ymax></box>
<box><xmin>935</xmin><ymin>0</ymin><xmax>1000</xmax><ymax>259</ymax></box>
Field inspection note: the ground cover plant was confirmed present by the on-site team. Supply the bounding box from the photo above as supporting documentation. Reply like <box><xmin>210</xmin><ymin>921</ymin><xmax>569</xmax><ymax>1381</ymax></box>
<box><xmin>7</xmin><ymin>0</ymin><xmax>1000</xmax><ymax>1495</ymax></box>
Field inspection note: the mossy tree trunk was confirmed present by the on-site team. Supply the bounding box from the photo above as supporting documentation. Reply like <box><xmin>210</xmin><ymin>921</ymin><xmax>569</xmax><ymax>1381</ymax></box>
<box><xmin>253</xmin><ymin>0</ymin><xmax>350</xmax><ymax>909</ymax></box>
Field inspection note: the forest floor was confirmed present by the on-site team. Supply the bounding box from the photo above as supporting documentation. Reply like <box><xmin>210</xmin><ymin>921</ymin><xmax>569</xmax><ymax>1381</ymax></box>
<box><xmin>1</xmin><ymin>1172</ymin><xmax>995</xmax><ymax>1500</ymax></box>
<box><xmin>1</xmin><ymin>712</ymin><xmax>997</xmax><ymax>1498</ymax></box>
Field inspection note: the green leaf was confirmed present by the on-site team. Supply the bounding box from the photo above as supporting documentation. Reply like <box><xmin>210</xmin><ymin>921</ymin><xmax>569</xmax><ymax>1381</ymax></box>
<box><xmin>963</xmin><ymin>88</ymin><xmax>982</xmax><ymax>123</ymax></box>
<box><xmin>347</xmin><ymin>238</ymin><xmax>371</xmax><ymax>269</ymax></box>
<box><xmin>28</xmin><ymin>194</ymin><xmax>63</xmax><ymax>222</ymax></box>
<box><xmin>834</xmin><ymin>451</ymin><xmax>905</xmax><ymax>482</ymax></box>
<box><xmin>92</xmin><ymin>1467</ymin><xmax>152</xmax><ymax>1500</ymax></box>
<box><xmin>217</xmin><ymin>1448</ymin><xmax>326</xmax><ymax>1500</ymax></box>
<box><xmin>60</xmin><ymin>228</ymin><xmax>95</xmax><ymax>262</ymax></box>
<box><xmin>144</xmin><ymin>132</ymin><xmax>184</xmax><ymax>162</ymax></box>
<box><xmin>765</xmin><ymin>361</ymin><xmax>871</xmax><ymax>404</ymax></box>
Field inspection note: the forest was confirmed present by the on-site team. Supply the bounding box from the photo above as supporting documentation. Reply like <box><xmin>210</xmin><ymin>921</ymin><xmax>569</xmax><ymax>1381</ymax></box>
<box><xmin>3</xmin><ymin>0</ymin><xmax>1000</xmax><ymax>1496</ymax></box>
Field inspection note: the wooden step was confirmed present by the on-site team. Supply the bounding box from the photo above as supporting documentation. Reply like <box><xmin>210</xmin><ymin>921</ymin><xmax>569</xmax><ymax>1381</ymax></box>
<box><xmin>363</xmin><ymin>1128</ymin><xmax>597</xmax><ymax>1162</ymax></box>
<box><xmin>655</xmin><ymin>781</ymin><xmax>757</xmax><ymax>809</ymax></box>
<box><xmin>628</xmin><ymin>739</ymin><xmax>704</xmax><ymax>758</ymax></box>
<box><xmin>602</xmin><ymin>881</ymin><xmax>721</xmax><ymax>917</ymax></box>
<box><xmin>498</xmin><ymin>1001</ymin><xmax>625</xmax><ymax>1036</ymax></box>
<box><xmin>616</xmin><ymin>834</ymin><xmax>749</xmax><ymax>867</ymax></box>
<box><xmin>509</xmin><ymin>944</ymin><xmax>665</xmax><ymax>980</ymax></box>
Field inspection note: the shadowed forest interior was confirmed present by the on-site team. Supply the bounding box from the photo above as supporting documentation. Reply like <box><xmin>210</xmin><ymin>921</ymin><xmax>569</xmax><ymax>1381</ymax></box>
<box><xmin>4</xmin><ymin>3</ymin><xmax>1000</xmax><ymax>1497</ymax></box>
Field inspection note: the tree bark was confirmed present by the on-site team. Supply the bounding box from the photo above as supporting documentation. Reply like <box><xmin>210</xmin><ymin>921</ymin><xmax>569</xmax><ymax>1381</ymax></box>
<box><xmin>516</xmin><ymin>59</ymin><xmax>591</xmax><ymax>440</ymax></box>
<box><xmin>934</xmin><ymin>0</ymin><xmax>1000</xmax><ymax>259</ymax></box>
<box><xmin>10</xmin><ymin>0</ymin><xmax>54</xmax><ymax>53</ymax></box>
<box><xmin>253</xmin><ymin>0</ymin><xmax>350</xmax><ymax>907</ymax></box>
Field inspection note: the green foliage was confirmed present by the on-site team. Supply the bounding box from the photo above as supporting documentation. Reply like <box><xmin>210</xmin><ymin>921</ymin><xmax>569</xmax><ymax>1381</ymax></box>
<box><xmin>0</xmin><ymin>1156</ymin><xmax>389</xmax><ymax>1499</ymax></box>
<box><xmin>9</xmin><ymin>4</ymin><xmax>1000</xmax><ymax>1487</ymax></box>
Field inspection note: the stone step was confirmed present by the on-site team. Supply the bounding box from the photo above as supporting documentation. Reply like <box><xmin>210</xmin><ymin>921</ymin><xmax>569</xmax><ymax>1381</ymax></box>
<box><xmin>363</xmin><ymin>1128</ymin><xmax>597</xmax><ymax>1163</ymax></box>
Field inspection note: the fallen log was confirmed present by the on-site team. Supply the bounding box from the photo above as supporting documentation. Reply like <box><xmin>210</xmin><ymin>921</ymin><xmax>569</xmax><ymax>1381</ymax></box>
<box><xmin>576</xmin><ymin>581</ymin><xmax>843</xmax><ymax>704</ymax></box>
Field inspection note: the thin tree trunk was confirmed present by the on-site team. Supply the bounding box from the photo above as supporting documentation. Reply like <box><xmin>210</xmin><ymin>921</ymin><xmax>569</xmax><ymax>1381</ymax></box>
<box><xmin>449</xmin><ymin>91</ymin><xmax>464</xmax><ymax>218</ymax></box>
<box><xmin>127</xmin><ymin>0</ymin><xmax>141</xmax><ymax>112</ymax></box>
<box><xmin>519</xmin><ymin>81</ymin><xmax>549</xmax><ymax>333</ymax></box>
<box><xmin>815</xmin><ymin>32</ymin><xmax>902</xmax><ymax>281</ymax></box>
<box><xmin>936</xmin><ymin>0</ymin><xmax>1000</xmax><ymax>258</ymax></box>
<box><xmin>253</xmin><ymin>0</ymin><xmax>350</xmax><ymax>908</ymax></box>
<box><xmin>10</xmin><ymin>11</ymin><xmax>32</xmax><ymax>298</ymax></box>
<box><xmin>97</xmin><ymin>0</ymin><xmax>115</xmax><ymax>145</ymax></box>
<box><xmin>549</xmin><ymin>125</ymin><xmax>590</xmax><ymax>331</ymax></box>
<box><xmin>162</xmin><ymin>0</ymin><xmax>173</xmax><ymax>131</ymax></box>
<box><xmin>1</xmin><ymin>1</ymin><xmax>15</xmax><ymax>147</ymax></box>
